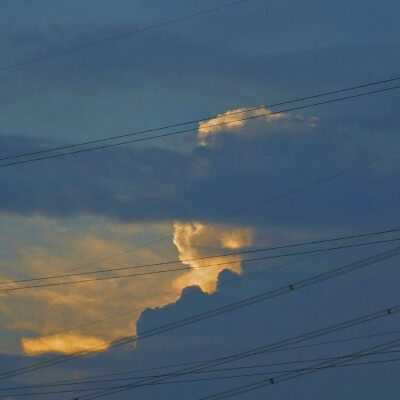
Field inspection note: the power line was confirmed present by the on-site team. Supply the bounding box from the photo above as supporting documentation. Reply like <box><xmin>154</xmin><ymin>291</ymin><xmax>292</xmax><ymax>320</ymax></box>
<box><xmin>0</xmin><ymin>81</ymin><xmax>394</xmax><ymax>394</ymax></box>
<box><xmin>6</xmin><ymin>81</ymin><xmax>399</xmax><ymax>282</ymax></box>
<box><xmin>2</xmin><ymin>227</ymin><xmax>398</xmax><ymax>288</ymax></box>
<box><xmin>2</xmin><ymin>236</ymin><xmax>399</xmax><ymax>292</ymax></box>
<box><xmin>31</xmin><ymin>138</ymin><xmax>400</xmax><ymax>283</ymax></box>
<box><xmin>0</xmin><ymin>0</ymin><xmax>253</xmax><ymax>72</ymax></box>
<box><xmin>0</xmin><ymin>234</ymin><xmax>369</xmax><ymax>353</ymax></box>
<box><xmin>1</xmin><ymin>83</ymin><xmax>398</xmax><ymax>288</ymax></box>
<box><xmin>5</xmin><ymin>350</ymin><xmax>398</xmax><ymax>398</ymax></box>
<box><xmin>195</xmin><ymin>337</ymin><xmax>400</xmax><ymax>400</ymax></box>
<box><xmin>1</xmin><ymin>6</ymin><xmax>398</xmax><ymax>396</ymax></box>
<box><xmin>5</xmin><ymin>348</ymin><xmax>400</xmax><ymax>392</ymax></box>
<box><xmin>0</xmin><ymin>250</ymin><xmax>330</xmax><ymax>353</ymax></box>
<box><xmin>1</xmin><ymin>151</ymin><xmax>396</xmax><ymax>348</ymax></box>
<box><xmin>72</xmin><ymin>304</ymin><xmax>400</xmax><ymax>400</ymax></box>
<box><xmin>1</xmin><ymin>76</ymin><xmax>399</xmax><ymax>163</ymax></box>
<box><xmin>12</xmin><ymin>327</ymin><xmax>400</xmax><ymax>387</ymax></box>
<box><xmin>2</xmin><ymin>246</ymin><xmax>399</xmax><ymax>381</ymax></box>
<box><xmin>3</xmin><ymin>352</ymin><xmax>400</xmax><ymax>397</ymax></box>
<box><xmin>1</xmin><ymin>84</ymin><xmax>399</xmax><ymax>169</ymax></box>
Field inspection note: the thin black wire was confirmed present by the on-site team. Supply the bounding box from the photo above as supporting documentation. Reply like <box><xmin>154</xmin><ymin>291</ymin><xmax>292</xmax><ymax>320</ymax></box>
<box><xmin>2</xmin><ymin>246</ymin><xmax>398</xmax><ymax>384</ymax></box>
<box><xmin>12</xmin><ymin>86</ymin><xmax>400</xmax><ymax>281</ymax></box>
<box><xmin>2</xmin><ymin>236</ymin><xmax>399</xmax><ymax>292</ymax></box>
<box><xmin>5</xmin><ymin>348</ymin><xmax>400</xmax><ymax>392</ymax></box>
<box><xmin>2</xmin><ymin>228</ymin><xmax>399</xmax><ymax>288</ymax></box>
<box><xmin>11</xmin><ymin>327</ymin><xmax>400</xmax><ymax>387</ymax></box>
<box><xmin>0</xmin><ymin>0</ymin><xmax>253</xmax><ymax>72</ymax></box>
<box><xmin>0</xmin><ymin>80</ymin><xmax>394</xmax><ymax>372</ymax></box>
<box><xmin>3</xmin><ymin>354</ymin><xmax>400</xmax><ymax>397</ymax></box>
<box><xmin>74</xmin><ymin>304</ymin><xmax>400</xmax><ymax>400</ymax></box>
<box><xmin>1</xmin><ymin>76</ymin><xmax>399</xmax><ymax>162</ymax></box>
<box><xmin>21</xmin><ymin>250</ymin><xmax>400</xmax><ymax>382</ymax></box>
<box><xmin>0</xmin><ymin>11</ymin><xmax>398</xmax><ymax>396</ymax></box>
<box><xmin>0</xmin><ymin>233</ymin><xmax>394</xmax><ymax>355</ymax></box>
<box><xmin>195</xmin><ymin>339</ymin><xmax>400</xmax><ymax>400</ymax></box>
<box><xmin>8</xmin><ymin>350</ymin><xmax>398</xmax><ymax>398</ymax></box>
<box><xmin>0</xmin><ymin>246</ymin><xmax>350</xmax><ymax>352</ymax></box>
<box><xmin>2</xmin><ymin>83</ymin><xmax>399</xmax><ymax>287</ymax></box>
<box><xmin>1</xmin><ymin>84</ymin><xmax>400</xmax><ymax>169</ymax></box>
<box><xmin>72</xmin><ymin>249</ymin><xmax>400</xmax><ymax>400</ymax></box>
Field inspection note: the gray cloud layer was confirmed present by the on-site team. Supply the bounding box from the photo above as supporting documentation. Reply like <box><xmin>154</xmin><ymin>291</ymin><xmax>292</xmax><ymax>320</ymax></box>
<box><xmin>1</xmin><ymin>107</ymin><xmax>399</xmax><ymax>231</ymax></box>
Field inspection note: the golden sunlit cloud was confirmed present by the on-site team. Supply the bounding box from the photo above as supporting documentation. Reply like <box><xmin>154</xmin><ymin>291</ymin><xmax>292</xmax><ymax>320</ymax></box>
<box><xmin>220</xmin><ymin>228</ymin><xmax>253</xmax><ymax>249</ymax></box>
<box><xmin>197</xmin><ymin>107</ymin><xmax>318</xmax><ymax>145</ymax></box>
<box><xmin>22</xmin><ymin>333</ymin><xmax>110</xmax><ymax>356</ymax></box>
<box><xmin>173</xmin><ymin>222</ymin><xmax>253</xmax><ymax>293</ymax></box>
<box><xmin>0</xmin><ymin>218</ymin><xmax>254</xmax><ymax>356</ymax></box>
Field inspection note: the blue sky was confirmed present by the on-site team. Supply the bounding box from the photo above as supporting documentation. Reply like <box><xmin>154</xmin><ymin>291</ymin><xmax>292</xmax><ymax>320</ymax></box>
<box><xmin>0</xmin><ymin>1</ymin><xmax>400</xmax><ymax>399</ymax></box>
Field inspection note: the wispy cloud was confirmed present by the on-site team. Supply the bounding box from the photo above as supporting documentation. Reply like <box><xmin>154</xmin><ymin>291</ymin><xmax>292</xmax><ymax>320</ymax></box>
<box><xmin>22</xmin><ymin>333</ymin><xmax>110</xmax><ymax>356</ymax></box>
<box><xmin>198</xmin><ymin>107</ymin><xmax>318</xmax><ymax>145</ymax></box>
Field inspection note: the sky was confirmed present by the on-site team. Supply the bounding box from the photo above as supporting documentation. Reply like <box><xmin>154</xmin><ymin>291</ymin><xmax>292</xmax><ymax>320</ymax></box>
<box><xmin>0</xmin><ymin>0</ymin><xmax>400</xmax><ymax>399</ymax></box>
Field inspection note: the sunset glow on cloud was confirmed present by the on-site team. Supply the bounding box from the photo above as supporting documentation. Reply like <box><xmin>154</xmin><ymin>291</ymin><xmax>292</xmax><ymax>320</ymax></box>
<box><xmin>21</xmin><ymin>333</ymin><xmax>110</xmax><ymax>356</ymax></box>
<box><xmin>1</xmin><ymin>3</ymin><xmax>398</xmax><ymax>398</ymax></box>
<box><xmin>0</xmin><ymin>219</ymin><xmax>253</xmax><ymax>356</ymax></box>
<box><xmin>197</xmin><ymin>107</ymin><xmax>318</xmax><ymax>145</ymax></box>
<box><xmin>172</xmin><ymin>222</ymin><xmax>253</xmax><ymax>293</ymax></box>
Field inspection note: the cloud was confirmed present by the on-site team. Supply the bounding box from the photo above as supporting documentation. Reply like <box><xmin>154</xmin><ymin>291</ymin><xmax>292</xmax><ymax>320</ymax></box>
<box><xmin>172</xmin><ymin>222</ymin><xmax>253</xmax><ymax>293</ymax></box>
<box><xmin>0</xmin><ymin>125</ymin><xmax>399</xmax><ymax>232</ymax></box>
<box><xmin>197</xmin><ymin>107</ymin><xmax>318</xmax><ymax>146</ymax></box>
<box><xmin>0</xmin><ymin>218</ymin><xmax>253</xmax><ymax>355</ymax></box>
<box><xmin>220</xmin><ymin>228</ymin><xmax>253</xmax><ymax>249</ymax></box>
<box><xmin>21</xmin><ymin>333</ymin><xmax>110</xmax><ymax>356</ymax></box>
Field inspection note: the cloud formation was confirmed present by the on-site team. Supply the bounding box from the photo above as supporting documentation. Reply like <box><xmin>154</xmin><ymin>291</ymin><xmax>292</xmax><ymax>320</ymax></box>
<box><xmin>172</xmin><ymin>222</ymin><xmax>253</xmax><ymax>293</ymax></box>
<box><xmin>0</xmin><ymin>218</ymin><xmax>253</xmax><ymax>355</ymax></box>
<box><xmin>198</xmin><ymin>107</ymin><xmax>318</xmax><ymax>145</ymax></box>
<box><xmin>21</xmin><ymin>333</ymin><xmax>110</xmax><ymax>356</ymax></box>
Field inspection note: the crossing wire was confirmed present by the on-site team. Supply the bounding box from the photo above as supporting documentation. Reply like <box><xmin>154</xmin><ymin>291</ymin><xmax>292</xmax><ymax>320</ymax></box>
<box><xmin>4</xmin><ymin>348</ymin><xmax>400</xmax><ymax>393</ymax></box>
<box><xmin>73</xmin><ymin>303</ymin><xmax>400</xmax><ymax>400</ymax></box>
<box><xmin>1</xmin><ymin>246</ymin><xmax>398</xmax><ymax>383</ymax></box>
<box><xmin>1</xmin><ymin>84</ymin><xmax>400</xmax><ymax>169</ymax></box>
<box><xmin>1</xmin><ymin>236</ymin><xmax>400</xmax><ymax>292</ymax></box>
<box><xmin>1</xmin><ymin>227</ymin><xmax>398</xmax><ymax>288</ymax></box>
<box><xmin>1</xmin><ymin>76</ymin><xmax>399</xmax><ymax>163</ymax></box>
<box><xmin>3</xmin><ymin>354</ymin><xmax>400</xmax><ymax>397</ymax></box>
<box><xmin>195</xmin><ymin>336</ymin><xmax>400</xmax><ymax>400</ymax></box>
